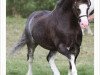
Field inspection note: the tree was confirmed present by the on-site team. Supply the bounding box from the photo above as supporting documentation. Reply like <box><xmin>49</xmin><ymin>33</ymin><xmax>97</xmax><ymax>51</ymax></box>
<box><xmin>7</xmin><ymin>0</ymin><xmax>56</xmax><ymax>17</ymax></box>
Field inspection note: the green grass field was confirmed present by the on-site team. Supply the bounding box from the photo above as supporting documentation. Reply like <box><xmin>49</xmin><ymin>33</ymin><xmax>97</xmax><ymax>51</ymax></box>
<box><xmin>6</xmin><ymin>17</ymin><xmax>94</xmax><ymax>75</ymax></box>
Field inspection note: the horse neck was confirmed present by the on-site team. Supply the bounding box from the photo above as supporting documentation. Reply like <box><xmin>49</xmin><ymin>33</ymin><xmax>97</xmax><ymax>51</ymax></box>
<box><xmin>51</xmin><ymin>8</ymin><xmax>78</xmax><ymax>28</ymax></box>
<box><xmin>50</xmin><ymin>0</ymin><xmax>78</xmax><ymax>26</ymax></box>
<box><xmin>50</xmin><ymin>7</ymin><xmax>79</xmax><ymax>29</ymax></box>
<box><xmin>52</xmin><ymin>6</ymin><xmax>74</xmax><ymax>20</ymax></box>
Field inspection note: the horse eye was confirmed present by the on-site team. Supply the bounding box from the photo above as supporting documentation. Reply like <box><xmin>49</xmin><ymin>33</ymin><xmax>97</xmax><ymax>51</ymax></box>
<box><xmin>77</xmin><ymin>8</ymin><xmax>80</xmax><ymax>11</ymax></box>
<box><xmin>77</xmin><ymin>9</ymin><xmax>80</xmax><ymax>14</ymax></box>
<box><xmin>77</xmin><ymin>9</ymin><xmax>80</xmax><ymax>12</ymax></box>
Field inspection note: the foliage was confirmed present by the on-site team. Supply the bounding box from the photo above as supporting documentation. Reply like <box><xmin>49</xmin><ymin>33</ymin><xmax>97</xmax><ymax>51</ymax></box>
<box><xmin>6</xmin><ymin>0</ymin><xmax>56</xmax><ymax>17</ymax></box>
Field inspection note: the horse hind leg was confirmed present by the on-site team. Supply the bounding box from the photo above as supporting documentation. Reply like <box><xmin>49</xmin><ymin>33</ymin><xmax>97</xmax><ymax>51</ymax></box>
<box><xmin>47</xmin><ymin>51</ymin><xmax>60</xmax><ymax>75</ymax></box>
<box><xmin>26</xmin><ymin>41</ymin><xmax>37</xmax><ymax>75</ymax></box>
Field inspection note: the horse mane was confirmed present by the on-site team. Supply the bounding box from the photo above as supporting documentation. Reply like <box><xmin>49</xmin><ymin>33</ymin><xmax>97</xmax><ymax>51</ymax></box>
<box><xmin>49</xmin><ymin>0</ymin><xmax>78</xmax><ymax>26</ymax></box>
<box><xmin>56</xmin><ymin>0</ymin><xmax>75</xmax><ymax>11</ymax></box>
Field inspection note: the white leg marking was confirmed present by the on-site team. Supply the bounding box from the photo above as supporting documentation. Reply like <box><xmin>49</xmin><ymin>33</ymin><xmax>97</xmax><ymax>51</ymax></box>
<box><xmin>69</xmin><ymin>55</ymin><xmax>77</xmax><ymax>75</ymax></box>
<box><xmin>49</xmin><ymin>55</ymin><xmax>60</xmax><ymax>75</ymax></box>
<box><xmin>27</xmin><ymin>57</ymin><xmax>33</xmax><ymax>75</ymax></box>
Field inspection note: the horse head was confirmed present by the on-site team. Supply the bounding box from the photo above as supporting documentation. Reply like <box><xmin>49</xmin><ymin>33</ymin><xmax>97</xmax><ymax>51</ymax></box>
<box><xmin>73</xmin><ymin>0</ymin><xmax>91</xmax><ymax>28</ymax></box>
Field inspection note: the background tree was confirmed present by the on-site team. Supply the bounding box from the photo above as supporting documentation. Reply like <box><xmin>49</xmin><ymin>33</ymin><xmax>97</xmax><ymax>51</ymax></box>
<box><xmin>6</xmin><ymin>0</ymin><xmax>56</xmax><ymax>18</ymax></box>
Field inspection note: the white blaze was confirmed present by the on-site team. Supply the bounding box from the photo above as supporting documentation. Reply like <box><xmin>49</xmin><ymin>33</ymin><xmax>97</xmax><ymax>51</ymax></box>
<box><xmin>79</xmin><ymin>4</ymin><xmax>89</xmax><ymax>28</ymax></box>
<box><xmin>79</xmin><ymin>4</ymin><xmax>88</xmax><ymax>17</ymax></box>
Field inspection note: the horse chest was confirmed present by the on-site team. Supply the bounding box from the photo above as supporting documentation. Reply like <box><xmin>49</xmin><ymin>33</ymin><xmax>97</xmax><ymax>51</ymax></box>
<box><xmin>54</xmin><ymin>27</ymin><xmax>82</xmax><ymax>46</ymax></box>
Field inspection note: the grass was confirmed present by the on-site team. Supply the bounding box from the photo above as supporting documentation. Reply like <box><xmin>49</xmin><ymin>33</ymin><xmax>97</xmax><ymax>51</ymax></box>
<box><xmin>6</xmin><ymin>17</ymin><xmax>94</xmax><ymax>75</ymax></box>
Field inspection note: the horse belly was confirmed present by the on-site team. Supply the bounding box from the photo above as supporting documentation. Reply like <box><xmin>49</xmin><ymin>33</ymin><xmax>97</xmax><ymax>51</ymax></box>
<box><xmin>32</xmin><ymin>26</ymin><xmax>56</xmax><ymax>50</ymax></box>
<box><xmin>34</xmin><ymin>36</ymin><xmax>56</xmax><ymax>50</ymax></box>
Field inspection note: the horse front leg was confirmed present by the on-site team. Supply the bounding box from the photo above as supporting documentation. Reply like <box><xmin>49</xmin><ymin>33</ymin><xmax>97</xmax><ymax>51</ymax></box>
<box><xmin>58</xmin><ymin>44</ymin><xmax>78</xmax><ymax>75</ymax></box>
<box><xmin>68</xmin><ymin>54</ymin><xmax>77</xmax><ymax>75</ymax></box>
<box><xmin>68</xmin><ymin>47</ymin><xmax>80</xmax><ymax>75</ymax></box>
<box><xmin>47</xmin><ymin>51</ymin><xmax>60</xmax><ymax>75</ymax></box>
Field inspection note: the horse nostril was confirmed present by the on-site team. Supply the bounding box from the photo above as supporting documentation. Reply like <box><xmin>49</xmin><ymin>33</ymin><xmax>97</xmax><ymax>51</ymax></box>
<box><xmin>82</xmin><ymin>23</ymin><xmax>84</xmax><ymax>25</ymax></box>
<box><xmin>79</xmin><ymin>19</ymin><xmax>81</xmax><ymax>22</ymax></box>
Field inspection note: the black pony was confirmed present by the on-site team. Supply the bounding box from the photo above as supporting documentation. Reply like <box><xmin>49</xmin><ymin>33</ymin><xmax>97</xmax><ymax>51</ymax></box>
<box><xmin>12</xmin><ymin>0</ymin><xmax>91</xmax><ymax>75</ymax></box>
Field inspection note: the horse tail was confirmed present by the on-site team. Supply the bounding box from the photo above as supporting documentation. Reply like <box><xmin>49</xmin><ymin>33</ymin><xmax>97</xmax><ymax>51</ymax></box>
<box><xmin>11</xmin><ymin>31</ymin><xmax>27</xmax><ymax>54</ymax></box>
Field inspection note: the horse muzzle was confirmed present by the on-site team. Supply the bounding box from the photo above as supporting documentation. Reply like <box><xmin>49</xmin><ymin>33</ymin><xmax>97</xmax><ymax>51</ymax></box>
<box><xmin>79</xmin><ymin>16</ymin><xmax>89</xmax><ymax>29</ymax></box>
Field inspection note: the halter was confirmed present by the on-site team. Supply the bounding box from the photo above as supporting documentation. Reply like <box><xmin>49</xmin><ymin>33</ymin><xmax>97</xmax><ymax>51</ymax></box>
<box><xmin>79</xmin><ymin>15</ymin><xmax>88</xmax><ymax>22</ymax></box>
<box><xmin>79</xmin><ymin>15</ymin><xmax>88</xmax><ymax>18</ymax></box>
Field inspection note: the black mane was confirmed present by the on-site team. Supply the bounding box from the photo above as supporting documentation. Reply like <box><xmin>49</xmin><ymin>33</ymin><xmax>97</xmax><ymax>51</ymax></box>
<box><xmin>57</xmin><ymin>0</ymin><xmax>75</xmax><ymax>11</ymax></box>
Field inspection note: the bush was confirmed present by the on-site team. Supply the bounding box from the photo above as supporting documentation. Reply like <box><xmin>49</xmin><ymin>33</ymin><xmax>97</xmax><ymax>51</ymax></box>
<box><xmin>6</xmin><ymin>0</ymin><xmax>56</xmax><ymax>18</ymax></box>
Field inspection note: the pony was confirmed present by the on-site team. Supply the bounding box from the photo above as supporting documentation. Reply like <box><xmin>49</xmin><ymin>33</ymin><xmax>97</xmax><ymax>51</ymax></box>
<box><xmin>12</xmin><ymin>0</ymin><xmax>91</xmax><ymax>75</ymax></box>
